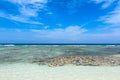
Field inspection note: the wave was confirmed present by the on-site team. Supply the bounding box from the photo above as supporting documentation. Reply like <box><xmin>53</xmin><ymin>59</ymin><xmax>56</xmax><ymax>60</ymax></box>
<box><xmin>3</xmin><ymin>44</ymin><xmax>15</xmax><ymax>47</ymax></box>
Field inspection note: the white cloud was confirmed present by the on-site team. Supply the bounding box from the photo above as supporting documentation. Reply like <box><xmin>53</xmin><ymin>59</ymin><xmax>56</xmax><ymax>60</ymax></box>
<box><xmin>56</xmin><ymin>24</ymin><xmax>62</xmax><ymax>27</ymax></box>
<box><xmin>0</xmin><ymin>25</ymin><xmax>88</xmax><ymax>43</ymax></box>
<box><xmin>100</xmin><ymin>4</ymin><xmax>120</xmax><ymax>25</ymax></box>
<box><xmin>0</xmin><ymin>11</ymin><xmax>43</xmax><ymax>24</ymax></box>
<box><xmin>8</xmin><ymin>0</ymin><xmax>47</xmax><ymax>4</ymax></box>
<box><xmin>92</xmin><ymin>0</ymin><xmax>115</xmax><ymax>9</ymax></box>
<box><xmin>9</xmin><ymin>0</ymin><xmax>47</xmax><ymax>17</ymax></box>
<box><xmin>26</xmin><ymin>25</ymin><xmax>120</xmax><ymax>43</ymax></box>
<box><xmin>31</xmin><ymin>25</ymin><xmax>87</xmax><ymax>41</ymax></box>
<box><xmin>99</xmin><ymin>1</ymin><xmax>120</xmax><ymax>26</ymax></box>
<box><xmin>0</xmin><ymin>0</ymin><xmax>48</xmax><ymax>24</ymax></box>
<box><xmin>0</xmin><ymin>26</ymin><xmax>120</xmax><ymax>43</ymax></box>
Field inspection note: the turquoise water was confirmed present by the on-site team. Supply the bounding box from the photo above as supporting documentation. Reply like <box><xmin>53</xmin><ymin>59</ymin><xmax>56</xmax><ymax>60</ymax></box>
<box><xmin>0</xmin><ymin>45</ymin><xmax>120</xmax><ymax>63</ymax></box>
<box><xmin>0</xmin><ymin>45</ymin><xmax>120</xmax><ymax>80</ymax></box>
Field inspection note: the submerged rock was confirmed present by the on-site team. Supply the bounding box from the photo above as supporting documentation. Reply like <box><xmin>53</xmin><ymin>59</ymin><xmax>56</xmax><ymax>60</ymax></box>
<box><xmin>45</xmin><ymin>56</ymin><xmax>120</xmax><ymax>66</ymax></box>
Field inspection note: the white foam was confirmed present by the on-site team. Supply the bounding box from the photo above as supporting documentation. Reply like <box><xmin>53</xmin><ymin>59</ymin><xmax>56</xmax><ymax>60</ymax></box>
<box><xmin>111</xmin><ymin>54</ymin><xmax>120</xmax><ymax>58</ymax></box>
<box><xmin>0</xmin><ymin>63</ymin><xmax>120</xmax><ymax>80</ymax></box>
<box><xmin>3</xmin><ymin>44</ymin><xmax>15</xmax><ymax>47</ymax></box>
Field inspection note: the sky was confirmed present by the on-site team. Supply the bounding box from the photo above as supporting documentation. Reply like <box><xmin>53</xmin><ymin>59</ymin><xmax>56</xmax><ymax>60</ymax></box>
<box><xmin>0</xmin><ymin>0</ymin><xmax>120</xmax><ymax>43</ymax></box>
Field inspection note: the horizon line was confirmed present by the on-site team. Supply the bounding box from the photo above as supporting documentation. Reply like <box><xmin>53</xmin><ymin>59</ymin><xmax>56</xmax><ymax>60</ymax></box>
<box><xmin>0</xmin><ymin>43</ymin><xmax>120</xmax><ymax>45</ymax></box>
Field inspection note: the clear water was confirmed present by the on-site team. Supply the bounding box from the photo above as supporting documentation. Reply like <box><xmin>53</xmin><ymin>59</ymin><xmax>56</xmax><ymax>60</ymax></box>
<box><xmin>0</xmin><ymin>45</ymin><xmax>120</xmax><ymax>63</ymax></box>
<box><xmin>0</xmin><ymin>45</ymin><xmax>120</xmax><ymax>80</ymax></box>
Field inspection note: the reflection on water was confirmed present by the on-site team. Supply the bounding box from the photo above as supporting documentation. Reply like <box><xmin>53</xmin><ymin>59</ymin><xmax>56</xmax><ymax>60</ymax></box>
<box><xmin>0</xmin><ymin>45</ymin><xmax>120</xmax><ymax>63</ymax></box>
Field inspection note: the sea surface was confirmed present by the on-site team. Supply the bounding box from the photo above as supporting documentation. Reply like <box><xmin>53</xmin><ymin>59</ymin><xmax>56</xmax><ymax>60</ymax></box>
<box><xmin>0</xmin><ymin>44</ymin><xmax>120</xmax><ymax>64</ymax></box>
<box><xmin>0</xmin><ymin>44</ymin><xmax>120</xmax><ymax>80</ymax></box>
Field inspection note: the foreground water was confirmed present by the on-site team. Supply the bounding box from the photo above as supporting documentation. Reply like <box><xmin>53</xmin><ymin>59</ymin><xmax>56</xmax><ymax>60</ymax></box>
<box><xmin>0</xmin><ymin>44</ymin><xmax>120</xmax><ymax>80</ymax></box>
<box><xmin>0</xmin><ymin>44</ymin><xmax>120</xmax><ymax>63</ymax></box>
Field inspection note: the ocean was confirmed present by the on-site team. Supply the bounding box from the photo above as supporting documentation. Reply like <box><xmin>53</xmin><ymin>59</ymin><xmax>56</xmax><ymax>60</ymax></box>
<box><xmin>0</xmin><ymin>44</ymin><xmax>120</xmax><ymax>80</ymax></box>
<box><xmin>0</xmin><ymin>44</ymin><xmax>120</xmax><ymax>64</ymax></box>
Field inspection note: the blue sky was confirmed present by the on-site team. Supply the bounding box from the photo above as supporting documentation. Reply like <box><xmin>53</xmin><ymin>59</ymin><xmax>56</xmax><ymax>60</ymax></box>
<box><xmin>0</xmin><ymin>0</ymin><xmax>120</xmax><ymax>43</ymax></box>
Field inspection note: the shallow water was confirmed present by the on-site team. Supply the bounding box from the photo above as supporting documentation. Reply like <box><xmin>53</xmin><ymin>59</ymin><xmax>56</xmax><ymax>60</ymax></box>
<box><xmin>0</xmin><ymin>45</ymin><xmax>120</xmax><ymax>64</ymax></box>
<box><xmin>0</xmin><ymin>45</ymin><xmax>120</xmax><ymax>80</ymax></box>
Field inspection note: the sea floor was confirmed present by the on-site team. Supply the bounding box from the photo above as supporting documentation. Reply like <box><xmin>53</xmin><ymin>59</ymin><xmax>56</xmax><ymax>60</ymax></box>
<box><xmin>0</xmin><ymin>63</ymin><xmax>120</xmax><ymax>80</ymax></box>
<box><xmin>0</xmin><ymin>45</ymin><xmax>120</xmax><ymax>80</ymax></box>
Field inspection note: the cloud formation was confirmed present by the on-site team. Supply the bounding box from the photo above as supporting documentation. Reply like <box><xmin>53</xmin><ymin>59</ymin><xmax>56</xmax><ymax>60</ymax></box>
<box><xmin>8</xmin><ymin>0</ymin><xmax>47</xmax><ymax>17</ymax></box>
<box><xmin>0</xmin><ymin>0</ymin><xmax>118</xmax><ymax>25</ymax></box>
<box><xmin>100</xmin><ymin>1</ymin><xmax>120</xmax><ymax>26</ymax></box>
<box><xmin>0</xmin><ymin>0</ymin><xmax>48</xmax><ymax>24</ymax></box>
<box><xmin>92</xmin><ymin>0</ymin><xmax>120</xmax><ymax>27</ymax></box>
<box><xmin>92</xmin><ymin>0</ymin><xmax>115</xmax><ymax>9</ymax></box>
<box><xmin>0</xmin><ymin>25</ymin><xmax>120</xmax><ymax>43</ymax></box>
<box><xmin>31</xmin><ymin>26</ymin><xmax>87</xmax><ymax>42</ymax></box>
<box><xmin>0</xmin><ymin>12</ymin><xmax>43</xmax><ymax>24</ymax></box>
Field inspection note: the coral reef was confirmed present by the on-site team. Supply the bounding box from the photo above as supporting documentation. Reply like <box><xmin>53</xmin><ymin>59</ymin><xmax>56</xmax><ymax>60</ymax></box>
<box><xmin>32</xmin><ymin>56</ymin><xmax>120</xmax><ymax>66</ymax></box>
